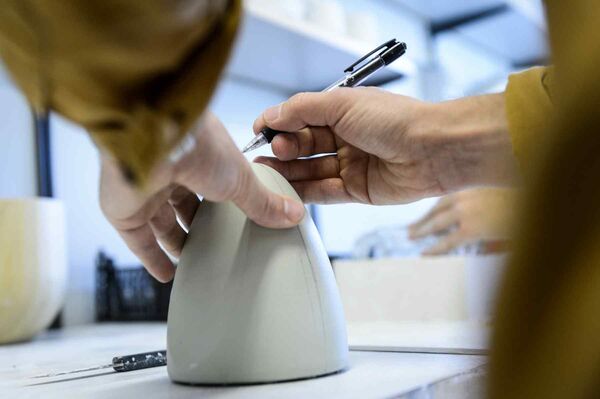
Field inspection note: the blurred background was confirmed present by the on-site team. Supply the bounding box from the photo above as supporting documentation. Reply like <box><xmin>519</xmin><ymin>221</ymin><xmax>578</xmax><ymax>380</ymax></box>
<box><xmin>0</xmin><ymin>0</ymin><xmax>548</xmax><ymax>327</ymax></box>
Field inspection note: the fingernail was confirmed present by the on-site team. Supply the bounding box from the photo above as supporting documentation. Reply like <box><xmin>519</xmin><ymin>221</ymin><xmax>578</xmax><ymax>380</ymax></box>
<box><xmin>284</xmin><ymin>199</ymin><xmax>304</xmax><ymax>223</ymax></box>
<box><xmin>264</xmin><ymin>104</ymin><xmax>281</xmax><ymax>123</ymax></box>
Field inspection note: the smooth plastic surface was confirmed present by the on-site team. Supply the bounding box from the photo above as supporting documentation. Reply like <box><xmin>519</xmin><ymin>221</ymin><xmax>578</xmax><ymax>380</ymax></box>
<box><xmin>167</xmin><ymin>163</ymin><xmax>348</xmax><ymax>385</ymax></box>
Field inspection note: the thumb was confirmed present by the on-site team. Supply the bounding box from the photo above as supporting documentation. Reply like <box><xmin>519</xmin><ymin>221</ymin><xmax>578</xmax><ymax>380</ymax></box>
<box><xmin>232</xmin><ymin>166</ymin><xmax>305</xmax><ymax>228</ymax></box>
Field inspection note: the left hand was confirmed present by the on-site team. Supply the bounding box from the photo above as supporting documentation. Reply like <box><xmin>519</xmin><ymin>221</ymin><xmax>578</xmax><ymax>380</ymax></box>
<box><xmin>408</xmin><ymin>188</ymin><xmax>516</xmax><ymax>255</ymax></box>
<box><xmin>100</xmin><ymin>113</ymin><xmax>305</xmax><ymax>282</ymax></box>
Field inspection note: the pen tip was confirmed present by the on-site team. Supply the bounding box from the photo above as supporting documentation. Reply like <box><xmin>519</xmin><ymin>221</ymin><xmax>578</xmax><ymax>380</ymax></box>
<box><xmin>241</xmin><ymin>133</ymin><xmax>268</xmax><ymax>154</ymax></box>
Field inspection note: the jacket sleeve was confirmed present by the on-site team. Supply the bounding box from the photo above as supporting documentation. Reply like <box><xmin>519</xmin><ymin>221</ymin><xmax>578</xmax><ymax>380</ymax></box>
<box><xmin>0</xmin><ymin>0</ymin><xmax>241</xmax><ymax>186</ymax></box>
<box><xmin>504</xmin><ymin>66</ymin><xmax>555</xmax><ymax>173</ymax></box>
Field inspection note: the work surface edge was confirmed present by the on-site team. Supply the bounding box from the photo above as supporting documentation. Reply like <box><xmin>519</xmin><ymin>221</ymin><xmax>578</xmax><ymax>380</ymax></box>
<box><xmin>0</xmin><ymin>323</ymin><xmax>487</xmax><ymax>399</ymax></box>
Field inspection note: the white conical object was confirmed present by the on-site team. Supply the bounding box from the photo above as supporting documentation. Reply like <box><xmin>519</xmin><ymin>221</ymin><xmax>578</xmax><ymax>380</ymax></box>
<box><xmin>167</xmin><ymin>163</ymin><xmax>348</xmax><ymax>385</ymax></box>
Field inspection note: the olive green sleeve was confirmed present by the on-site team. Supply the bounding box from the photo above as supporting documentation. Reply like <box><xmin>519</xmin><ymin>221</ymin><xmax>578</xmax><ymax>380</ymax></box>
<box><xmin>504</xmin><ymin>66</ymin><xmax>555</xmax><ymax>173</ymax></box>
<box><xmin>0</xmin><ymin>0</ymin><xmax>241</xmax><ymax>186</ymax></box>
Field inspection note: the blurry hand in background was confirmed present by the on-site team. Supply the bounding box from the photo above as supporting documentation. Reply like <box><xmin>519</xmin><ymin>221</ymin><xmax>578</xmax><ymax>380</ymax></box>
<box><xmin>99</xmin><ymin>113</ymin><xmax>305</xmax><ymax>282</ymax></box>
<box><xmin>408</xmin><ymin>188</ymin><xmax>517</xmax><ymax>255</ymax></box>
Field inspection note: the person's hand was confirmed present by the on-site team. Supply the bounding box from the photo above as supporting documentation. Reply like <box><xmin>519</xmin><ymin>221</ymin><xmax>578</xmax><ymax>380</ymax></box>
<box><xmin>100</xmin><ymin>112</ymin><xmax>305</xmax><ymax>282</ymax></box>
<box><xmin>408</xmin><ymin>188</ymin><xmax>516</xmax><ymax>255</ymax></box>
<box><xmin>252</xmin><ymin>87</ymin><xmax>517</xmax><ymax>205</ymax></box>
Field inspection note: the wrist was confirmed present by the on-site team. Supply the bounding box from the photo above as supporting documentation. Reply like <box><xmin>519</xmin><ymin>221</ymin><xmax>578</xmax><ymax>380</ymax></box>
<box><xmin>417</xmin><ymin>93</ymin><xmax>518</xmax><ymax>192</ymax></box>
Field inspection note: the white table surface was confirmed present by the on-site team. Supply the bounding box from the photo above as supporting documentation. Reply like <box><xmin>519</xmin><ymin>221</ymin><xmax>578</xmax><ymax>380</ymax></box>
<box><xmin>0</xmin><ymin>323</ymin><xmax>487</xmax><ymax>399</ymax></box>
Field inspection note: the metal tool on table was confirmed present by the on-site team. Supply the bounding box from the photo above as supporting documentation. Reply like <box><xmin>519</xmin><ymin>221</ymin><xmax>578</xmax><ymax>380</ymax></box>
<box><xmin>242</xmin><ymin>38</ymin><xmax>407</xmax><ymax>153</ymax></box>
<box><xmin>32</xmin><ymin>350</ymin><xmax>167</xmax><ymax>378</ymax></box>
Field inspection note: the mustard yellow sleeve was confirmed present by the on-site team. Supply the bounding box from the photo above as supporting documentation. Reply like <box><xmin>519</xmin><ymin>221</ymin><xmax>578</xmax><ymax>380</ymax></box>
<box><xmin>0</xmin><ymin>0</ymin><xmax>241</xmax><ymax>186</ymax></box>
<box><xmin>505</xmin><ymin>66</ymin><xmax>555</xmax><ymax>172</ymax></box>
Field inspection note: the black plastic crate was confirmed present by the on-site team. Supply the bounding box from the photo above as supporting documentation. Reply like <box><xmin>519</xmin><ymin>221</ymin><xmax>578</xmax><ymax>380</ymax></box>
<box><xmin>95</xmin><ymin>252</ymin><xmax>173</xmax><ymax>321</ymax></box>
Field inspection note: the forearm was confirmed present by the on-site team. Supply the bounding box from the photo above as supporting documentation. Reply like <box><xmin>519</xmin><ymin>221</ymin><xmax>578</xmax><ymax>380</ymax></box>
<box><xmin>418</xmin><ymin>93</ymin><xmax>519</xmax><ymax>192</ymax></box>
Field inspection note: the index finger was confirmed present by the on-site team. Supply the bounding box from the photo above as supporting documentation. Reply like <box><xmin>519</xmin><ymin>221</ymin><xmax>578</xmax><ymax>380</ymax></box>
<box><xmin>118</xmin><ymin>223</ymin><xmax>175</xmax><ymax>283</ymax></box>
<box><xmin>409</xmin><ymin>195</ymin><xmax>455</xmax><ymax>232</ymax></box>
<box><xmin>270</xmin><ymin>126</ymin><xmax>337</xmax><ymax>161</ymax></box>
<box><xmin>253</xmin><ymin>89</ymin><xmax>353</xmax><ymax>134</ymax></box>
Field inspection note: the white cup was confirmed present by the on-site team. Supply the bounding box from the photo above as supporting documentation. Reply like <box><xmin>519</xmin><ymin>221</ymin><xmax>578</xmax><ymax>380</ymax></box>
<box><xmin>0</xmin><ymin>198</ymin><xmax>67</xmax><ymax>344</ymax></box>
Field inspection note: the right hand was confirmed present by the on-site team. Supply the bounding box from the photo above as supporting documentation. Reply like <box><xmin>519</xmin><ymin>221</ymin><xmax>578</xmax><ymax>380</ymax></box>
<box><xmin>253</xmin><ymin>87</ymin><xmax>516</xmax><ymax>205</ymax></box>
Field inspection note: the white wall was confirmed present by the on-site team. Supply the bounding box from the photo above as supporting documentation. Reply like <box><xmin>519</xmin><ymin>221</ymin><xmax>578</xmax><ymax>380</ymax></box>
<box><xmin>342</xmin><ymin>0</ymin><xmax>430</xmax><ymax>63</ymax></box>
<box><xmin>434</xmin><ymin>32</ymin><xmax>512</xmax><ymax>99</ymax></box>
<box><xmin>211</xmin><ymin>78</ymin><xmax>288</xmax><ymax>155</ymax></box>
<box><xmin>0</xmin><ymin>77</ymin><xmax>36</xmax><ymax>198</ymax></box>
<box><xmin>50</xmin><ymin>115</ymin><xmax>139</xmax><ymax>325</ymax></box>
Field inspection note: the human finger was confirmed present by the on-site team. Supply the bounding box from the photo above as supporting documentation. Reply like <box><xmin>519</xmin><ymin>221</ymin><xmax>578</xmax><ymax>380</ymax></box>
<box><xmin>254</xmin><ymin>155</ymin><xmax>340</xmax><ymax>182</ymax></box>
<box><xmin>253</xmin><ymin>89</ymin><xmax>352</xmax><ymax>134</ymax></box>
<box><xmin>425</xmin><ymin>195</ymin><xmax>456</xmax><ymax>218</ymax></box>
<box><xmin>290</xmin><ymin>178</ymin><xmax>355</xmax><ymax>204</ymax></box>
<box><xmin>409</xmin><ymin>209</ymin><xmax>458</xmax><ymax>239</ymax></box>
<box><xmin>408</xmin><ymin>195</ymin><xmax>457</xmax><ymax>236</ymax></box>
<box><xmin>422</xmin><ymin>231</ymin><xmax>464</xmax><ymax>256</ymax></box>
<box><xmin>118</xmin><ymin>224</ymin><xmax>175</xmax><ymax>282</ymax></box>
<box><xmin>169</xmin><ymin>185</ymin><xmax>200</xmax><ymax>230</ymax></box>
<box><xmin>270</xmin><ymin>126</ymin><xmax>337</xmax><ymax>161</ymax></box>
<box><xmin>231</xmin><ymin>165</ymin><xmax>306</xmax><ymax>228</ymax></box>
<box><xmin>409</xmin><ymin>195</ymin><xmax>455</xmax><ymax>230</ymax></box>
<box><xmin>149</xmin><ymin>202</ymin><xmax>187</xmax><ymax>258</ymax></box>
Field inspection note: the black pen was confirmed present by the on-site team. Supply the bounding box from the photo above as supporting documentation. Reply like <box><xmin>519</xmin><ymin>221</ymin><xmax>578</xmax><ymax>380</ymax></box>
<box><xmin>242</xmin><ymin>39</ymin><xmax>407</xmax><ymax>153</ymax></box>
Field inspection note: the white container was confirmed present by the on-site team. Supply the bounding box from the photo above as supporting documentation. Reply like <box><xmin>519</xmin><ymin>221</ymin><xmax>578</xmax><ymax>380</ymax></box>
<box><xmin>334</xmin><ymin>256</ymin><xmax>506</xmax><ymax>353</ymax></box>
<box><xmin>0</xmin><ymin>199</ymin><xmax>67</xmax><ymax>344</ymax></box>
<box><xmin>334</xmin><ymin>256</ymin><xmax>506</xmax><ymax>324</ymax></box>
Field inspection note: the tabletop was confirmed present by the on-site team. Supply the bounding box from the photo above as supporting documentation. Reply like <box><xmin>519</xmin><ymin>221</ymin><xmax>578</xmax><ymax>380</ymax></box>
<box><xmin>0</xmin><ymin>323</ymin><xmax>487</xmax><ymax>399</ymax></box>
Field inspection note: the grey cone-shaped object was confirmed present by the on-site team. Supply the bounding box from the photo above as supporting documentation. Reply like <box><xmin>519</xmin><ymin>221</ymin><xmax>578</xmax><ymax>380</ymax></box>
<box><xmin>167</xmin><ymin>163</ymin><xmax>348</xmax><ymax>385</ymax></box>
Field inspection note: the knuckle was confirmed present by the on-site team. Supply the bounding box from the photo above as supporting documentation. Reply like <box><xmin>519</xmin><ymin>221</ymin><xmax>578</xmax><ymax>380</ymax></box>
<box><xmin>286</xmin><ymin>92</ymin><xmax>311</xmax><ymax>117</ymax></box>
<box><xmin>290</xmin><ymin>91</ymin><xmax>310</xmax><ymax>107</ymax></box>
<box><xmin>327</xmin><ymin>89</ymin><xmax>351</xmax><ymax>123</ymax></box>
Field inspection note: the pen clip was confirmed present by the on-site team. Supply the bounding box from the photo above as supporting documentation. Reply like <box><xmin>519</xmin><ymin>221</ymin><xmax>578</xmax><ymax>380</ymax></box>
<box><xmin>344</xmin><ymin>39</ymin><xmax>399</xmax><ymax>73</ymax></box>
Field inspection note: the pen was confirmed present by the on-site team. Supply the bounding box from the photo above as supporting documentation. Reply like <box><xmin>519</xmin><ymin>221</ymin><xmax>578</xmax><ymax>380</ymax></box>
<box><xmin>242</xmin><ymin>39</ymin><xmax>407</xmax><ymax>153</ymax></box>
<box><xmin>32</xmin><ymin>350</ymin><xmax>167</xmax><ymax>379</ymax></box>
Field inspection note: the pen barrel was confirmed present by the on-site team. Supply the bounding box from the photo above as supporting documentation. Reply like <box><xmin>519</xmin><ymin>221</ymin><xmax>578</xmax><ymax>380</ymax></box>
<box><xmin>248</xmin><ymin>39</ymin><xmax>405</xmax><ymax>150</ymax></box>
<box><xmin>113</xmin><ymin>350</ymin><xmax>167</xmax><ymax>372</ymax></box>
<box><xmin>261</xmin><ymin>127</ymin><xmax>286</xmax><ymax>143</ymax></box>
<box><xmin>343</xmin><ymin>57</ymin><xmax>385</xmax><ymax>88</ymax></box>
